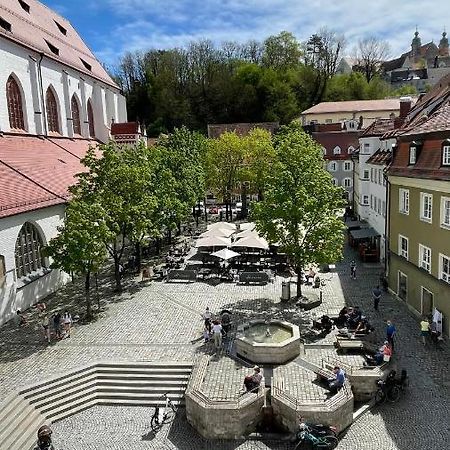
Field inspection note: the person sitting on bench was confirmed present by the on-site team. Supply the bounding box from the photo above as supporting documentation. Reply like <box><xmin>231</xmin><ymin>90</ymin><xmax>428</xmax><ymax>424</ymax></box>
<box><xmin>328</xmin><ymin>366</ymin><xmax>345</xmax><ymax>394</ymax></box>
<box><xmin>243</xmin><ymin>366</ymin><xmax>263</xmax><ymax>393</ymax></box>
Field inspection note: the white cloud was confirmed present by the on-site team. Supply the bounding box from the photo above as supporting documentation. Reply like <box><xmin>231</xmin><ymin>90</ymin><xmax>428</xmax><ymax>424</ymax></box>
<box><xmin>90</xmin><ymin>0</ymin><xmax>450</xmax><ymax>66</ymax></box>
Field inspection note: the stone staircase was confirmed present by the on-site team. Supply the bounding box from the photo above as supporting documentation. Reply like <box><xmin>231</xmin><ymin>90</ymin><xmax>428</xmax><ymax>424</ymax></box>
<box><xmin>0</xmin><ymin>361</ymin><xmax>192</xmax><ymax>450</ymax></box>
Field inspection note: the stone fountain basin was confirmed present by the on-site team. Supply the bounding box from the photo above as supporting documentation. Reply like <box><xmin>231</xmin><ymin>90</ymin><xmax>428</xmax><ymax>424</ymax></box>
<box><xmin>235</xmin><ymin>320</ymin><xmax>301</xmax><ymax>364</ymax></box>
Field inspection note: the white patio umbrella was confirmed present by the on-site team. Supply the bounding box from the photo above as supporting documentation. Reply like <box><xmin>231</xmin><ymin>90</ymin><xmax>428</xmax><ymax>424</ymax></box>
<box><xmin>200</xmin><ymin>227</ymin><xmax>235</xmax><ymax>238</ymax></box>
<box><xmin>207</xmin><ymin>221</ymin><xmax>237</xmax><ymax>231</ymax></box>
<box><xmin>210</xmin><ymin>248</ymin><xmax>241</xmax><ymax>261</ymax></box>
<box><xmin>195</xmin><ymin>236</ymin><xmax>231</xmax><ymax>248</ymax></box>
<box><xmin>234</xmin><ymin>229</ymin><xmax>259</xmax><ymax>239</ymax></box>
<box><xmin>239</xmin><ymin>222</ymin><xmax>256</xmax><ymax>231</ymax></box>
<box><xmin>232</xmin><ymin>235</ymin><xmax>269</xmax><ymax>250</ymax></box>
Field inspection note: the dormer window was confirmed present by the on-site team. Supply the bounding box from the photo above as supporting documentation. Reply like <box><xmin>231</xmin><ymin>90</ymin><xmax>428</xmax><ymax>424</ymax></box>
<box><xmin>18</xmin><ymin>0</ymin><xmax>30</xmax><ymax>13</ymax></box>
<box><xmin>409</xmin><ymin>141</ymin><xmax>422</xmax><ymax>165</ymax></box>
<box><xmin>333</xmin><ymin>146</ymin><xmax>341</xmax><ymax>155</ymax></box>
<box><xmin>442</xmin><ymin>142</ymin><xmax>450</xmax><ymax>166</ymax></box>
<box><xmin>409</xmin><ymin>146</ymin><xmax>417</xmax><ymax>164</ymax></box>
<box><xmin>80</xmin><ymin>58</ymin><xmax>92</xmax><ymax>71</ymax></box>
<box><xmin>0</xmin><ymin>16</ymin><xmax>12</xmax><ymax>32</ymax></box>
<box><xmin>45</xmin><ymin>40</ymin><xmax>59</xmax><ymax>56</ymax></box>
<box><xmin>54</xmin><ymin>20</ymin><xmax>67</xmax><ymax>35</ymax></box>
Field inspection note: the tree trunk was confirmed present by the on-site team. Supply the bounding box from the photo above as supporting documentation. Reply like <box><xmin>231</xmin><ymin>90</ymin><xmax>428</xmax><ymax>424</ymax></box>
<box><xmin>168</xmin><ymin>229</ymin><xmax>172</xmax><ymax>245</ymax></box>
<box><xmin>258</xmin><ymin>189</ymin><xmax>264</xmax><ymax>202</ymax></box>
<box><xmin>296</xmin><ymin>266</ymin><xmax>303</xmax><ymax>299</ymax></box>
<box><xmin>177</xmin><ymin>222</ymin><xmax>181</xmax><ymax>236</ymax></box>
<box><xmin>85</xmin><ymin>270</ymin><xmax>92</xmax><ymax>319</ymax></box>
<box><xmin>95</xmin><ymin>272</ymin><xmax>100</xmax><ymax>311</ymax></box>
<box><xmin>135</xmin><ymin>241</ymin><xmax>142</xmax><ymax>272</ymax></box>
<box><xmin>156</xmin><ymin>238</ymin><xmax>161</xmax><ymax>255</ymax></box>
<box><xmin>114</xmin><ymin>259</ymin><xmax>122</xmax><ymax>291</ymax></box>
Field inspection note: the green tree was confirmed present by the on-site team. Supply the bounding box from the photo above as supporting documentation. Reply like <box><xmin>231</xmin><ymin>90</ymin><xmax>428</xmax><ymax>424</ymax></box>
<box><xmin>205</xmin><ymin>132</ymin><xmax>245</xmax><ymax>221</ymax></box>
<box><xmin>158</xmin><ymin>126</ymin><xmax>207</xmax><ymax>227</ymax></box>
<box><xmin>262</xmin><ymin>31</ymin><xmax>302</xmax><ymax>70</ymax></box>
<box><xmin>45</xmin><ymin>201</ymin><xmax>107</xmax><ymax>318</ymax></box>
<box><xmin>251</xmin><ymin>124</ymin><xmax>345</xmax><ymax>298</ymax></box>
<box><xmin>243</xmin><ymin>128</ymin><xmax>276</xmax><ymax>201</ymax></box>
<box><xmin>73</xmin><ymin>141</ymin><xmax>161</xmax><ymax>290</ymax></box>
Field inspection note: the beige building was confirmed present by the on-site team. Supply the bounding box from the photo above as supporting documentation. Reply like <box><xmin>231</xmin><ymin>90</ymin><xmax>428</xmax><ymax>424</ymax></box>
<box><xmin>387</xmin><ymin>77</ymin><xmax>450</xmax><ymax>336</ymax></box>
<box><xmin>300</xmin><ymin>99</ymin><xmax>403</xmax><ymax>128</ymax></box>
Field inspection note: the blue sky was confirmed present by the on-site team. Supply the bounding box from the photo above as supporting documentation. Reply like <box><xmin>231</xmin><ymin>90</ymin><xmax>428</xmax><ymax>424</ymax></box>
<box><xmin>45</xmin><ymin>0</ymin><xmax>450</xmax><ymax>70</ymax></box>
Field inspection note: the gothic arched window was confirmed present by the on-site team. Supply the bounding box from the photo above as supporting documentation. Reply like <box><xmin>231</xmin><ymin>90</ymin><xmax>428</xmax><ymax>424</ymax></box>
<box><xmin>14</xmin><ymin>223</ymin><xmax>46</xmax><ymax>278</ymax></box>
<box><xmin>7</xmin><ymin>75</ymin><xmax>25</xmax><ymax>130</ymax></box>
<box><xmin>87</xmin><ymin>99</ymin><xmax>95</xmax><ymax>138</ymax></box>
<box><xmin>71</xmin><ymin>95</ymin><xmax>81</xmax><ymax>135</ymax></box>
<box><xmin>46</xmin><ymin>87</ymin><xmax>60</xmax><ymax>133</ymax></box>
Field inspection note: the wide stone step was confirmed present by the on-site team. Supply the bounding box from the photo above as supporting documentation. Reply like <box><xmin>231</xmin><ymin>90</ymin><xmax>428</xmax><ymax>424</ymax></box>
<box><xmin>95</xmin><ymin>366</ymin><xmax>192</xmax><ymax>375</ymax></box>
<box><xmin>48</xmin><ymin>398</ymin><xmax>99</xmax><ymax>424</ymax></box>
<box><xmin>95</xmin><ymin>372</ymin><xmax>191</xmax><ymax>381</ymax></box>
<box><xmin>44</xmin><ymin>391</ymin><xmax>98</xmax><ymax>422</ymax></box>
<box><xmin>0</xmin><ymin>403</ymin><xmax>41</xmax><ymax>446</ymax></box>
<box><xmin>0</xmin><ymin>393</ymin><xmax>23</xmax><ymax>427</ymax></box>
<box><xmin>2</xmin><ymin>413</ymin><xmax>45</xmax><ymax>450</ymax></box>
<box><xmin>97</xmin><ymin>379</ymin><xmax>189</xmax><ymax>388</ymax></box>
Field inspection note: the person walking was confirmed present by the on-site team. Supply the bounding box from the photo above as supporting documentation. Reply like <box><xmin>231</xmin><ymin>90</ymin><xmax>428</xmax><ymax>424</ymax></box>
<box><xmin>53</xmin><ymin>311</ymin><xmax>61</xmax><ymax>340</ymax></box>
<box><xmin>63</xmin><ymin>311</ymin><xmax>72</xmax><ymax>338</ymax></box>
<box><xmin>372</xmin><ymin>285</ymin><xmax>382</xmax><ymax>311</ymax></box>
<box><xmin>386</xmin><ymin>320</ymin><xmax>396</xmax><ymax>352</ymax></box>
<box><xmin>420</xmin><ymin>318</ymin><xmax>430</xmax><ymax>345</ymax></box>
<box><xmin>202</xmin><ymin>307</ymin><xmax>212</xmax><ymax>333</ymax></box>
<box><xmin>40</xmin><ymin>313</ymin><xmax>51</xmax><ymax>343</ymax></box>
<box><xmin>350</xmin><ymin>260</ymin><xmax>356</xmax><ymax>279</ymax></box>
<box><xmin>212</xmin><ymin>320</ymin><xmax>222</xmax><ymax>350</ymax></box>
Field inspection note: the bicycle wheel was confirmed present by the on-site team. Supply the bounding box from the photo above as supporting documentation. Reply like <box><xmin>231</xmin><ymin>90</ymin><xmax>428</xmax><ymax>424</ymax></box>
<box><xmin>162</xmin><ymin>404</ymin><xmax>176</xmax><ymax>424</ymax></box>
<box><xmin>315</xmin><ymin>435</ymin><xmax>338</xmax><ymax>449</ymax></box>
<box><xmin>375</xmin><ymin>389</ymin><xmax>386</xmax><ymax>405</ymax></box>
<box><xmin>387</xmin><ymin>385</ymin><xmax>400</xmax><ymax>402</ymax></box>
<box><xmin>150</xmin><ymin>409</ymin><xmax>162</xmax><ymax>433</ymax></box>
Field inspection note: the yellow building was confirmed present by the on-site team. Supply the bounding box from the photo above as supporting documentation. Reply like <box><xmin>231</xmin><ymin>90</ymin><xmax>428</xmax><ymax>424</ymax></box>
<box><xmin>300</xmin><ymin>99</ymin><xmax>403</xmax><ymax>128</ymax></box>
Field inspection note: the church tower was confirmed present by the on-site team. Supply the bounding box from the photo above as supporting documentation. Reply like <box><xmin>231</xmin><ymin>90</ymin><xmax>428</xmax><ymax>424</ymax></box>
<box><xmin>439</xmin><ymin>31</ymin><xmax>449</xmax><ymax>56</ymax></box>
<box><xmin>411</xmin><ymin>29</ymin><xmax>422</xmax><ymax>62</ymax></box>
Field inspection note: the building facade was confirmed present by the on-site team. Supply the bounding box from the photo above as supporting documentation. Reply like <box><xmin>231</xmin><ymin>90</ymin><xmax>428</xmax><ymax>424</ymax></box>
<box><xmin>387</xmin><ymin>77</ymin><xmax>450</xmax><ymax>335</ymax></box>
<box><xmin>300</xmin><ymin>99</ymin><xmax>402</xmax><ymax>128</ymax></box>
<box><xmin>0</xmin><ymin>0</ymin><xmax>127</xmax><ymax>325</ymax></box>
<box><xmin>308</xmin><ymin>123</ymin><xmax>360</xmax><ymax>202</ymax></box>
<box><xmin>383</xmin><ymin>29</ymin><xmax>450</xmax><ymax>92</ymax></box>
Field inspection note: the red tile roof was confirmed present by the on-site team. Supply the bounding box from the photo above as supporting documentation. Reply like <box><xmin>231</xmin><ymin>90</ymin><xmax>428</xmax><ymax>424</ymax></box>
<box><xmin>361</xmin><ymin>118</ymin><xmax>396</xmax><ymax>137</ymax></box>
<box><xmin>207</xmin><ymin>122</ymin><xmax>279</xmax><ymax>138</ymax></box>
<box><xmin>400</xmin><ymin>102</ymin><xmax>450</xmax><ymax>136</ymax></box>
<box><xmin>367</xmin><ymin>149</ymin><xmax>392</xmax><ymax>165</ymax></box>
<box><xmin>0</xmin><ymin>160</ymin><xmax>61</xmax><ymax>218</ymax></box>
<box><xmin>389</xmin><ymin>139</ymin><xmax>450</xmax><ymax>180</ymax></box>
<box><xmin>0</xmin><ymin>135</ymin><xmax>96</xmax><ymax>217</ymax></box>
<box><xmin>111</xmin><ymin>122</ymin><xmax>141</xmax><ymax>135</ymax></box>
<box><xmin>301</xmin><ymin>99</ymin><xmax>401</xmax><ymax>115</ymax></box>
<box><xmin>0</xmin><ymin>0</ymin><xmax>117</xmax><ymax>88</ymax></box>
<box><xmin>311</xmin><ymin>131</ymin><xmax>361</xmax><ymax>159</ymax></box>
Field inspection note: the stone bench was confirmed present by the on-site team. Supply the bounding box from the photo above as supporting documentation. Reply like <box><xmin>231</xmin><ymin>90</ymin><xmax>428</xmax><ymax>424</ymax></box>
<box><xmin>239</xmin><ymin>272</ymin><xmax>269</xmax><ymax>285</ymax></box>
<box><xmin>166</xmin><ymin>269</ymin><xmax>197</xmax><ymax>283</ymax></box>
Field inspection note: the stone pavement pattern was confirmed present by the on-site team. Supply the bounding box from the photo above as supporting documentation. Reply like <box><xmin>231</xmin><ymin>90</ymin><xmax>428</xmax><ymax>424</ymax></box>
<box><xmin>1</xmin><ymin>242</ymin><xmax>450</xmax><ymax>449</ymax></box>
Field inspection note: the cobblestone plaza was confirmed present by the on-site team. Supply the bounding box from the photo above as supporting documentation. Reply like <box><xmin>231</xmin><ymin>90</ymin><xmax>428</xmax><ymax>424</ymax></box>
<box><xmin>1</xmin><ymin>244</ymin><xmax>450</xmax><ymax>449</ymax></box>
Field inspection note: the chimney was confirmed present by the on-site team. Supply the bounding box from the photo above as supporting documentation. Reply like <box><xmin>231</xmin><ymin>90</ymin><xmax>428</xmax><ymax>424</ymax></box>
<box><xmin>399</xmin><ymin>96</ymin><xmax>412</xmax><ymax>120</ymax></box>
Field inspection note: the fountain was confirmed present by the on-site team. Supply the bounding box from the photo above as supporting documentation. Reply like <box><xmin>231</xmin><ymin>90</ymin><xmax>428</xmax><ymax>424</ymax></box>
<box><xmin>235</xmin><ymin>320</ymin><xmax>300</xmax><ymax>364</ymax></box>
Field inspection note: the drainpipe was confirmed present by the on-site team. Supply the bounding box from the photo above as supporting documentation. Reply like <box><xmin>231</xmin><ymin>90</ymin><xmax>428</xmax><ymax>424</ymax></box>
<box><xmin>384</xmin><ymin>171</ymin><xmax>391</xmax><ymax>278</ymax></box>
<box><xmin>37</xmin><ymin>52</ymin><xmax>48</xmax><ymax>136</ymax></box>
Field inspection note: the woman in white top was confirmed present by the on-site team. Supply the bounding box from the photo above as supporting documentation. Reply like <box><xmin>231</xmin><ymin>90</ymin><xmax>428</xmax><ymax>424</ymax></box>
<box><xmin>211</xmin><ymin>320</ymin><xmax>222</xmax><ymax>349</ymax></box>
<box><xmin>63</xmin><ymin>311</ymin><xmax>72</xmax><ymax>338</ymax></box>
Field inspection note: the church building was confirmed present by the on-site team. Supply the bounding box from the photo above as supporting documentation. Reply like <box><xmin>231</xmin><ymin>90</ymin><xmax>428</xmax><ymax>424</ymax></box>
<box><xmin>0</xmin><ymin>0</ymin><xmax>127</xmax><ymax>325</ymax></box>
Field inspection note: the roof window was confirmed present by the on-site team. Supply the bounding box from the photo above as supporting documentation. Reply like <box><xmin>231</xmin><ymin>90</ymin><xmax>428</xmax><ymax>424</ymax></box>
<box><xmin>45</xmin><ymin>40</ymin><xmax>59</xmax><ymax>56</ymax></box>
<box><xmin>0</xmin><ymin>17</ymin><xmax>12</xmax><ymax>32</ymax></box>
<box><xmin>54</xmin><ymin>20</ymin><xmax>67</xmax><ymax>35</ymax></box>
<box><xmin>80</xmin><ymin>58</ymin><xmax>92</xmax><ymax>71</ymax></box>
<box><xmin>18</xmin><ymin>0</ymin><xmax>30</xmax><ymax>13</ymax></box>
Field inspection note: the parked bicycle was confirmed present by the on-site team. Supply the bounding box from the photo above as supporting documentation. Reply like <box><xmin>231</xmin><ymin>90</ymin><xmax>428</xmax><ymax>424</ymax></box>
<box><xmin>292</xmin><ymin>421</ymin><xmax>338</xmax><ymax>449</ymax></box>
<box><xmin>375</xmin><ymin>369</ymin><xmax>409</xmax><ymax>404</ymax></box>
<box><xmin>150</xmin><ymin>392</ymin><xmax>177</xmax><ymax>433</ymax></box>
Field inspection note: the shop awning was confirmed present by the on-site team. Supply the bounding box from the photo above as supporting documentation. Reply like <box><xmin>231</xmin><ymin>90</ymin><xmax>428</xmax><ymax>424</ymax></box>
<box><xmin>346</xmin><ymin>220</ymin><xmax>370</xmax><ymax>230</ymax></box>
<box><xmin>350</xmin><ymin>227</ymin><xmax>380</xmax><ymax>240</ymax></box>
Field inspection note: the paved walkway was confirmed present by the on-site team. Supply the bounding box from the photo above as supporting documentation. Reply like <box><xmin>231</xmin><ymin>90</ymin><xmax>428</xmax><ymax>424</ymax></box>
<box><xmin>1</xmin><ymin>241</ymin><xmax>450</xmax><ymax>449</ymax></box>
